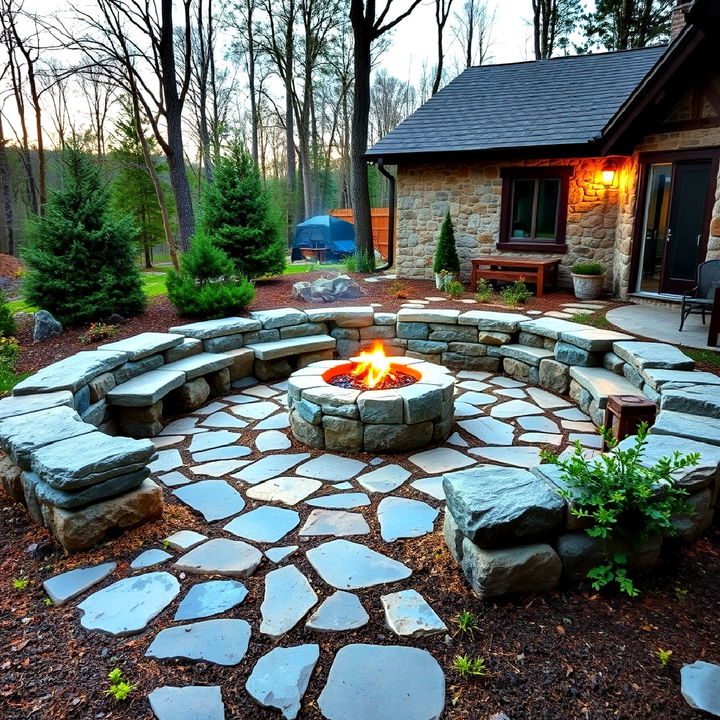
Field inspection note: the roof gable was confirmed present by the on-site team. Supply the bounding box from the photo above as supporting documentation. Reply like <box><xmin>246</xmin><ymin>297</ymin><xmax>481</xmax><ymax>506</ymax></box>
<box><xmin>366</xmin><ymin>46</ymin><xmax>667</xmax><ymax>160</ymax></box>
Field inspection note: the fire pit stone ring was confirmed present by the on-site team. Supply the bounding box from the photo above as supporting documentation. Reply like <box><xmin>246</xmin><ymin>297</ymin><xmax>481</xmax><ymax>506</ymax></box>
<box><xmin>287</xmin><ymin>357</ymin><xmax>455</xmax><ymax>454</ymax></box>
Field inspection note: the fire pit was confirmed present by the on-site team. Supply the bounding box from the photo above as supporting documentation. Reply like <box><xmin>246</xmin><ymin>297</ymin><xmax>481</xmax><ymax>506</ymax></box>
<box><xmin>287</xmin><ymin>342</ymin><xmax>455</xmax><ymax>454</ymax></box>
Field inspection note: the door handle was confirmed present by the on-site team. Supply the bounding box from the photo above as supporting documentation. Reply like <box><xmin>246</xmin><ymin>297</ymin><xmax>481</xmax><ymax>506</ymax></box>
<box><xmin>697</xmin><ymin>234</ymin><xmax>702</xmax><ymax>247</ymax></box>
<box><xmin>666</xmin><ymin>229</ymin><xmax>672</xmax><ymax>244</ymax></box>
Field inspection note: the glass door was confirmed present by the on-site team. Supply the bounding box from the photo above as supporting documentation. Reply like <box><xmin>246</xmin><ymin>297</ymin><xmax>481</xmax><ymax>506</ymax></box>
<box><xmin>638</xmin><ymin>164</ymin><xmax>672</xmax><ymax>294</ymax></box>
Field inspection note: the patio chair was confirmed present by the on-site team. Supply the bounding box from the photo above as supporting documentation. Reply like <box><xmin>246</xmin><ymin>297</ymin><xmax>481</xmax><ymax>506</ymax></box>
<box><xmin>679</xmin><ymin>259</ymin><xmax>720</xmax><ymax>331</ymax></box>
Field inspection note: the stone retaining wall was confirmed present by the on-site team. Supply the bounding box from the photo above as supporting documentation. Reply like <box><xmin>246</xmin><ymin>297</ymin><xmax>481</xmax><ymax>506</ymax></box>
<box><xmin>1</xmin><ymin>305</ymin><xmax>719</xmax><ymax>565</ymax></box>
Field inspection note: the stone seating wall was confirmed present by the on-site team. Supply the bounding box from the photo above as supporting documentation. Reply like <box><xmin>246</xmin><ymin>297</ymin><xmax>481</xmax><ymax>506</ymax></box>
<box><xmin>0</xmin><ymin>304</ymin><xmax>718</xmax><ymax>562</ymax></box>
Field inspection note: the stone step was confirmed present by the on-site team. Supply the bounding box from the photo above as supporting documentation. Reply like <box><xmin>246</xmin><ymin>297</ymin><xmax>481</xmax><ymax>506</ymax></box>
<box><xmin>661</xmin><ymin>385</ymin><xmax>720</xmax><ymax>419</ymax></box>
<box><xmin>162</xmin><ymin>352</ymin><xmax>234</xmax><ymax>380</ymax></box>
<box><xmin>0</xmin><ymin>390</ymin><xmax>74</xmax><ymax>421</ymax></box>
<box><xmin>651</xmin><ymin>410</ymin><xmax>720</xmax><ymax>447</ymax></box>
<box><xmin>558</xmin><ymin>327</ymin><xmax>633</xmax><ymax>351</ymax></box>
<box><xmin>107</xmin><ymin>369</ymin><xmax>185</xmax><ymax>407</ymax></box>
<box><xmin>246</xmin><ymin>335</ymin><xmax>336</xmax><ymax>361</ymax></box>
<box><xmin>569</xmin><ymin>366</ymin><xmax>642</xmax><ymax>408</ymax></box>
<box><xmin>640</xmin><ymin>367</ymin><xmax>720</xmax><ymax>391</ymax></box>
<box><xmin>169</xmin><ymin>317</ymin><xmax>261</xmax><ymax>339</ymax></box>
<box><xmin>517</xmin><ymin>316</ymin><xmax>581</xmax><ymax>340</ymax></box>
<box><xmin>613</xmin><ymin>341</ymin><xmax>695</xmax><ymax>371</ymax></box>
<box><xmin>500</xmin><ymin>344</ymin><xmax>554</xmax><ymax>366</ymax></box>
<box><xmin>250</xmin><ymin>308</ymin><xmax>308</xmax><ymax>329</ymax></box>
<box><xmin>395</xmin><ymin>308</ymin><xmax>460</xmax><ymax>324</ymax></box>
<box><xmin>99</xmin><ymin>332</ymin><xmax>184</xmax><ymax>361</ymax></box>
<box><xmin>458</xmin><ymin>310</ymin><xmax>529</xmax><ymax>332</ymax></box>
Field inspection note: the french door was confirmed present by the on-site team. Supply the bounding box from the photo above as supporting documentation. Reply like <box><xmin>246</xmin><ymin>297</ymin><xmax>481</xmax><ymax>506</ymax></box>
<box><xmin>637</xmin><ymin>157</ymin><xmax>715</xmax><ymax>295</ymax></box>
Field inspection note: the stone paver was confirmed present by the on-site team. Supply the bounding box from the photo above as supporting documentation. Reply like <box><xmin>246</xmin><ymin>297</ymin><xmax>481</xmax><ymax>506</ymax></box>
<box><xmin>200</xmin><ymin>411</ymin><xmax>248</xmax><ymax>429</ymax></box>
<box><xmin>189</xmin><ymin>459</ymin><xmax>251</xmax><ymax>477</ymax></box>
<box><xmin>377</xmin><ymin>497</ymin><xmax>439</xmax><ymax>542</ymax></box>
<box><xmin>318</xmin><ymin>644</ymin><xmax>445</xmax><ymax>720</ymax></box>
<box><xmin>78</xmin><ymin>571</ymin><xmax>180</xmax><ymax>635</ymax></box>
<box><xmin>470</xmin><ymin>445</ymin><xmax>542</xmax><ymax>468</ymax></box>
<box><xmin>131</xmin><ymin>549</ymin><xmax>172</xmax><ymax>570</ymax></box>
<box><xmin>246</xmin><ymin>644</ymin><xmax>320</xmax><ymax>720</ymax></box>
<box><xmin>175</xmin><ymin>538</ymin><xmax>262</xmax><ymax>577</ymax></box>
<box><xmin>164</xmin><ymin>530</ymin><xmax>207</xmax><ymax>551</ymax></box>
<box><xmin>174</xmin><ymin>579</ymin><xmax>248</xmax><ymax>620</ymax></box>
<box><xmin>146</xmin><ymin>618</ymin><xmax>252</xmax><ymax>665</ymax></box>
<box><xmin>255</xmin><ymin>412</ymin><xmax>291</xmax><ymax>430</ymax></box>
<box><xmin>410</xmin><ymin>477</ymin><xmax>446</xmax><ymax>500</ymax></box>
<box><xmin>381</xmin><ymin>589</ymin><xmax>447</xmax><ymax>638</ymax></box>
<box><xmin>191</xmin><ymin>445</ymin><xmax>252</xmax><ymax>463</ymax></box>
<box><xmin>225</xmin><ymin>505</ymin><xmax>301</xmax><ymax>543</ymax></box>
<box><xmin>459</xmin><ymin>416</ymin><xmax>514</xmax><ymax>445</ymax></box>
<box><xmin>680</xmin><ymin>661</ymin><xmax>720</xmax><ymax>715</ymax></box>
<box><xmin>300</xmin><ymin>509</ymin><xmax>371</xmax><ymax>537</ymax></box>
<box><xmin>247</xmin><ymin>476</ymin><xmax>322</xmax><ymax>506</ymax></box>
<box><xmin>231</xmin><ymin>401</ymin><xmax>280</xmax><ymax>420</ymax></box>
<box><xmin>234</xmin><ymin>453</ymin><xmax>311</xmax><ymax>484</ymax></box>
<box><xmin>408</xmin><ymin>447</ymin><xmax>475</xmax><ymax>474</ymax></box>
<box><xmin>148</xmin><ymin>686</ymin><xmax>225</xmax><ymax>720</ymax></box>
<box><xmin>256</xmin><ymin>430</ymin><xmax>292</xmax><ymax>451</ymax></box>
<box><xmin>188</xmin><ymin>430</ymin><xmax>241</xmax><ymax>453</ymax></box>
<box><xmin>296</xmin><ymin>454</ymin><xmax>367</xmax><ymax>482</ymax></box>
<box><xmin>260</xmin><ymin>565</ymin><xmax>318</xmax><ymax>639</ymax></box>
<box><xmin>266</xmin><ymin>545</ymin><xmax>299</xmax><ymax>563</ymax></box>
<box><xmin>356</xmin><ymin>464</ymin><xmax>411</xmax><ymax>493</ymax></box>
<box><xmin>306</xmin><ymin>492</ymin><xmax>371</xmax><ymax>509</ymax></box>
<box><xmin>44</xmin><ymin>562</ymin><xmax>117</xmax><ymax>606</ymax></box>
<box><xmin>306</xmin><ymin>591</ymin><xmax>369</xmax><ymax>632</ymax></box>
<box><xmin>490</xmin><ymin>399</ymin><xmax>544</xmax><ymax>418</ymax></box>
<box><xmin>173</xmin><ymin>480</ymin><xmax>245</xmax><ymax>521</ymax></box>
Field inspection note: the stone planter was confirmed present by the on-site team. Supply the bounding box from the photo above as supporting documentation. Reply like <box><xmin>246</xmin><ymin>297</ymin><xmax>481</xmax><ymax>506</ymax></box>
<box><xmin>434</xmin><ymin>272</ymin><xmax>459</xmax><ymax>290</ymax></box>
<box><xmin>571</xmin><ymin>272</ymin><xmax>605</xmax><ymax>300</ymax></box>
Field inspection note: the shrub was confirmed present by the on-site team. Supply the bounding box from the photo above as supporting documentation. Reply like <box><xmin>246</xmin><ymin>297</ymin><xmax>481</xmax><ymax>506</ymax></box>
<box><xmin>346</xmin><ymin>249</ymin><xmax>375</xmax><ymax>273</ymax></box>
<box><xmin>451</xmin><ymin>655</ymin><xmax>488</xmax><ymax>680</ymax></box>
<box><xmin>572</xmin><ymin>261</ymin><xmax>605</xmax><ymax>276</ymax></box>
<box><xmin>167</xmin><ymin>233</ymin><xmax>255</xmax><ymax>318</ymax></box>
<box><xmin>0</xmin><ymin>336</ymin><xmax>21</xmax><ymax>368</ymax></box>
<box><xmin>475</xmin><ymin>278</ymin><xmax>494</xmax><ymax>303</ymax></box>
<box><xmin>22</xmin><ymin>148</ymin><xmax>146</xmax><ymax>325</ymax></box>
<box><xmin>500</xmin><ymin>279</ymin><xmax>531</xmax><ymax>306</ymax></box>
<box><xmin>0</xmin><ymin>291</ymin><xmax>17</xmax><ymax>337</ymax></box>
<box><xmin>446</xmin><ymin>280</ymin><xmax>464</xmax><ymax>297</ymax></box>
<box><xmin>79</xmin><ymin>322</ymin><xmax>119</xmax><ymax>344</ymax></box>
<box><xmin>200</xmin><ymin>144</ymin><xmax>285</xmax><ymax>279</ymax></box>
<box><xmin>542</xmin><ymin>423</ymin><xmax>698</xmax><ymax>596</ymax></box>
<box><xmin>433</xmin><ymin>212</ymin><xmax>460</xmax><ymax>274</ymax></box>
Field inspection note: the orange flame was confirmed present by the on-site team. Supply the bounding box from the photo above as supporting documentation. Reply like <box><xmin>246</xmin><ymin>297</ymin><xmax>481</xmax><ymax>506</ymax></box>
<box><xmin>351</xmin><ymin>340</ymin><xmax>396</xmax><ymax>389</ymax></box>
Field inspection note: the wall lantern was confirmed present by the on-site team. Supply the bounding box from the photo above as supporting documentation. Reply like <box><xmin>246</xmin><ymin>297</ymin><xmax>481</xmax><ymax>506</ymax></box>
<box><xmin>600</xmin><ymin>159</ymin><xmax>618</xmax><ymax>188</ymax></box>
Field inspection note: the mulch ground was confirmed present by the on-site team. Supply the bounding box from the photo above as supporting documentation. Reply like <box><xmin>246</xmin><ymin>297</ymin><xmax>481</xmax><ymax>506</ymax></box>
<box><xmin>2</xmin><ymin>270</ymin><xmax>719</xmax><ymax>719</ymax></box>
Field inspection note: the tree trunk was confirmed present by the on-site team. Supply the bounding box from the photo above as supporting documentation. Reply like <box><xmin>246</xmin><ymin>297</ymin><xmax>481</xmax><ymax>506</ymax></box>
<box><xmin>285</xmin><ymin>0</ymin><xmax>297</xmax><ymax>237</ymax></box>
<box><xmin>160</xmin><ymin>0</ymin><xmax>195</xmax><ymax>250</ymax></box>
<box><xmin>247</xmin><ymin>0</ymin><xmax>259</xmax><ymax>164</ymax></box>
<box><xmin>0</xmin><ymin>118</ymin><xmax>15</xmax><ymax>257</ymax></box>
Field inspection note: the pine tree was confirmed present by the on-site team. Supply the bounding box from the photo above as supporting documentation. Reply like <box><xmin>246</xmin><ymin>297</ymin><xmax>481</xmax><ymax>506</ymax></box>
<box><xmin>433</xmin><ymin>212</ymin><xmax>460</xmax><ymax>274</ymax></box>
<box><xmin>166</xmin><ymin>233</ymin><xmax>255</xmax><ymax>318</ymax></box>
<box><xmin>22</xmin><ymin>148</ymin><xmax>146</xmax><ymax>325</ymax></box>
<box><xmin>0</xmin><ymin>291</ymin><xmax>16</xmax><ymax>337</ymax></box>
<box><xmin>200</xmin><ymin>144</ymin><xmax>285</xmax><ymax>279</ymax></box>
<box><xmin>110</xmin><ymin>105</ymin><xmax>174</xmax><ymax>268</ymax></box>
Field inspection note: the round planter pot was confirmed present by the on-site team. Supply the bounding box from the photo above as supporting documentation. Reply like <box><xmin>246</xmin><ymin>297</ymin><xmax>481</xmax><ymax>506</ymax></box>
<box><xmin>435</xmin><ymin>272</ymin><xmax>459</xmax><ymax>290</ymax></box>
<box><xmin>571</xmin><ymin>272</ymin><xmax>605</xmax><ymax>300</ymax></box>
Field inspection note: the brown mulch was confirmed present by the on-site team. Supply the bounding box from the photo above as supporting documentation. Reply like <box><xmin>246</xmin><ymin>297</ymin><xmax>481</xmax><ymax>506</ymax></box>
<box><xmin>0</xmin><ymin>254</ymin><xmax>23</xmax><ymax>279</ymax></box>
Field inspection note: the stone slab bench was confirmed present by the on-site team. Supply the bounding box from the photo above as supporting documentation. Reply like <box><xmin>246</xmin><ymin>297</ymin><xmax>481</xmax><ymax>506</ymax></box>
<box><xmin>245</xmin><ymin>335</ymin><xmax>336</xmax><ymax>361</ymax></box>
<box><xmin>107</xmin><ymin>369</ymin><xmax>186</xmax><ymax>407</ymax></box>
<box><xmin>569</xmin><ymin>366</ymin><xmax>641</xmax><ymax>408</ymax></box>
<box><xmin>99</xmin><ymin>332</ymin><xmax>185</xmax><ymax>361</ymax></box>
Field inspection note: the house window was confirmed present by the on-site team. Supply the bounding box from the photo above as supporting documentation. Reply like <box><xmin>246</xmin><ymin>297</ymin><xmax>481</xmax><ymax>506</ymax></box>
<box><xmin>498</xmin><ymin>167</ymin><xmax>571</xmax><ymax>252</ymax></box>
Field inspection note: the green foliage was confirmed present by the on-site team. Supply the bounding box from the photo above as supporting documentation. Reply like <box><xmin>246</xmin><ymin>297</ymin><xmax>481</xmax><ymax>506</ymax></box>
<box><xmin>683</xmin><ymin>348</ymin><xmax>720</xmax><ymax>368</ymax></box>
<box><xmin>79</xmin><ymin>322</ymin><xmax>119</xmax><ymax>345</ymax></box>
<box><xmin>347</xmin><ymin>249</ymin><xmax>375</xmax><ymax>273</ymax></box>
<box><xmin>110</xmin><ymin>102</ymin><xmax>174</xmax><ymax>268</ymax></box>
<box><xmin>572</xmin><ymin>262</ymin><xmax>605</xmax><ymax>276</ymax></box>
<box><xmin>581</xmin><ymin>0</ymin><xmax>671</xmax><ymax>51</ymax></box>
<box><xmin>0</xmin><ymin>336</ymin><xmax>20</xmax><ymax>368</ymax></box>
<box><xmin>453</xmin><ymin>610</ymin><xmax>479</xmax><ymax>638</ymax></box>
<box><xmin>570</xmin><ymin>312</ymin><xmax>611</xmax><ymax>329</ymax></box>
<box><xmin>656</xmin><ymin>649</ymin><xmax>673</xmax><ymax>667</ymax></box>
<box><xmin>446</xmin><ymin>280</ymin><xmax>464</xmax><ymax>297</ymax></box>
<box><xmin>21</xmin><ymin>148</ymin><xmax>146</xmax><ymax>326</ymax></box>
<box><xmin>13</xmin><ymin>577</ymin><xmax>28</xmax><ymax>590</ymax></box>
<box><xmin>167</xmin><ymin>234</ymin><xmax>255</xmax><ymax>318</ymax></box>
<box><xmin>43</xmin><ymin>597</ymin><xmax>53</xmax><ymax>607</ymax></box>
<box><xmin>433</xmin><ymin>212</ymin><xmax>460</xmax><ymax>274</ymax></box>
<box><xmin>674</xmin><ymin>585</ymin><xmax>689</xmax><ymax>602</ymax></box>
<box><xmin>500</xmin><ymin>280</ymin><xmax>532</xmax><ymax>307</ymax></box>
<box><xmin>475</xmin><ymin>279</ymin><xmax>494</xmax><ymax>303</ymax></box>
<box><xmin>542</xmin><ymin>423</ymin><xmax>698</xmax><ymax>595</ymax></box>
<box><xmin>200</xmin><ymin>144</ymin><xmax>285</xmax><ymax>279</ymax></box>
<box><xmin>0</xmin><ymin>292</ymin><xmax>17</xmax><ymax>337</ymax></box>
<box><xmin>451</xmin><ymin>655</ymin><xmax>488</xmax><ymax>680</ymax></box>
<box><xmin>105</xmin><ymin>668</ymin><xmax>137</xmax><ymax>701</ymax></box>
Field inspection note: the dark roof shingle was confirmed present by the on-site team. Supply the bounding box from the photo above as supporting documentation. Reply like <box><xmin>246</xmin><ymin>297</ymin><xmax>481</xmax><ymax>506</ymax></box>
<box><xmin>366</xmin><ymin>46</ymin><xmax>667</xmax><ymax>158</ymax></box>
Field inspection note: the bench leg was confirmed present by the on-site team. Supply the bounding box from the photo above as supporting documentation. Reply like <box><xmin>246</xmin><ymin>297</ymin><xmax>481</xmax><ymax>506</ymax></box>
<box><xmin>536</xmin><ymin>266</ymin><xmax>545</xmax><ymax>298</ymax></box>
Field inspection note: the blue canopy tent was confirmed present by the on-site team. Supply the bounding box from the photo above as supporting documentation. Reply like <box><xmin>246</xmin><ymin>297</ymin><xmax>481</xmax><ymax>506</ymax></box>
<box><xmin>291</xmin><ymin>214</ymin><xmax>356</xmax><ymax>262</ymax></box>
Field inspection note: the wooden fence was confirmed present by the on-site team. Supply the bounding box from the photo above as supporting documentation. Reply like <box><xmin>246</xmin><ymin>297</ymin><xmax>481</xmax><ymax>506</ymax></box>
<box><xmin>329</xmin><ymin>208</ymin><xmax>390</xmax><ymax>259</ymax></box>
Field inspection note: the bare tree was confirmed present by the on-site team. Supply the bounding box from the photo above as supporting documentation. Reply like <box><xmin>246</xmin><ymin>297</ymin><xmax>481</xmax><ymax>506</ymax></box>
<box><xmin>370</xmin><ymin>70</ymin><xmax>416</xmax><ymax>144</ymax></box>
<box><xmin>532</xmin><ymin>0</ymin><xmax>582</xmax><ymax>60</ymax></box>
<box><xmin>432</xmin><ymin>0</ymin><xmax>455</xmax><ymax>95</ymax></box>
<box><xmin>79</xmin><ymin>64</ymin><xmax>116</xmax><ymax>159</ymax></box>
<box><xmin>0</xmin><ymin>96</ymin><xmax>16</xmax><ymax>255</ymax></box>
<box><xmin>349</xmin><ymin>0</ymin><xmax>422</xmax><ymax>265</ymax></box>
<box><xmin>453</xmin><ymin>0</ymin><xmax>495</xmax><ymax>68</ymax></box>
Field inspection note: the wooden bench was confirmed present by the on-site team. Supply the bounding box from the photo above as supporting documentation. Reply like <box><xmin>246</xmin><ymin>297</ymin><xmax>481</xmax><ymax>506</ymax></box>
<box><xmin>470</xmin><ymin>256</ymin><xmax>561</xmax><ymax>298</ymax></box>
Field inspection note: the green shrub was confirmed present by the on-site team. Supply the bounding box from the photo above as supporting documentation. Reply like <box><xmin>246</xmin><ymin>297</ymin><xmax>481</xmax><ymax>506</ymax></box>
<box><xmin>446</xmin><ymin>280</ymin><xmax>464</xmax><ymax>297</ymax></box>
<box><xmin>433</xmin><ymin>212</ymin><xmax>460</xmax><ymax>274</ymax></box>
<box><xmin>0</xmin><ymin>336</ymin><xmax>20</xmax><ymax>368</ymax></box>
<box><xmin>167</xmin><ymin>233</ymin><xmax>255</xmax><ymax>318</ymax></box>
<box><xmin>542</xmin><ymin>423</ymin><xmax>698</xmax><ymax>596</ymax></box>
<box><xmin>347</xmin><ymin>249</ymin><xmax>375</xmax><ymax>273</ymax></box>
<box><xmin>475</xmin><ymin>279</ymin><xmax>494</xmax><ymax>303</ymax></box>
<box><xmin>500</xmin><ymin>280</ymin><xmax>531</xmax><ymax>306</ymax></box>
<box><xmin>572</xmin><ymin>262</ymin><xmax>605</xmax><ymax>276</ymax></box>
<box><xmin>22</xmin><ymin>148</ymin><xmax>146</xmax><ymax>325</ymax></box>
<box><xmin>0</xmin><ymin>292</ymin><xmax>17</xmax><ymax>337</ymax></box>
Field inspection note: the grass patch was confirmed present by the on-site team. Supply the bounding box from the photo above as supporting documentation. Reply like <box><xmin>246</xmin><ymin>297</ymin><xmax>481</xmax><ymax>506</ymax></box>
<box><xmin>0</xmin><ymin>366</ymin><xmax>31</xmax><ymax>396</ymax></box>
<box><xmin>683</xmin><ymin>348</ymin><xmax>720</xmax><ymax>367</ymax></box>
<box><xmin>141</xmin><ymin>269</ymin><xmax>171</xmax><ymax>298</ymax></box>
<box><xmin>571</xmin><ymin>312</ymin><xmax>611</xmax><ymax>329</ymax></box>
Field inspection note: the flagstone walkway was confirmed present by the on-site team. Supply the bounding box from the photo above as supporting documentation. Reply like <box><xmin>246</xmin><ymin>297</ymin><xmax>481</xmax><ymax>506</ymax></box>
<box><xmin>44</xmin><ymin>370</ymin><xmax>600</xmax><ymax>720</ymax></box>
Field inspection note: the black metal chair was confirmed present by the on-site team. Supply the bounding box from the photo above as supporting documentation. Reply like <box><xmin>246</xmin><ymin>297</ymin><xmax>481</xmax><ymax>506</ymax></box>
<box><xmin>679</xmin><ymin>259</ymin><xmax>720</xmax><ymax>331</ymax></box>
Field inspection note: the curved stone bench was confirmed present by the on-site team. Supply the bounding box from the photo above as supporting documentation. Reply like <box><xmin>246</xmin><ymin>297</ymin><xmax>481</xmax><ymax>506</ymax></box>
<box><xmin>1</xmin><ymin>304</ymin><xmax>718</xmax><ymax>563</ymax></box>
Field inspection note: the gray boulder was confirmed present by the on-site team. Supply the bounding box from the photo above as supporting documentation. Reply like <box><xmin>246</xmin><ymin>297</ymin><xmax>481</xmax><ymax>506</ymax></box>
<box><xmin>33</xmin><ymin>310</ymin><xmax>63</xmax><ymax>342</ymax></box>
<box><xmin>681</xmin><ymin>661</ymin><xmax>720</xmax><ymax>716</ymax></box>
<box><xmin>443</xmin><ymin>465</ymin><xmax>564</xmax><ymax>547</ymax></box>
<box><xmin>292</xmin><ymin>274</ymin><xmax>364</xmax><ymax>303</ymax></box>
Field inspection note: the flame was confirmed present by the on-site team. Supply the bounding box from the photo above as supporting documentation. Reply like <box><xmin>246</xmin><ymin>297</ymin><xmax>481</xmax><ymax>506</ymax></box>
<box><xmin>351</xmin><ymin>340</ymin><xmax>397</xmax><ymax>389</ymax></box>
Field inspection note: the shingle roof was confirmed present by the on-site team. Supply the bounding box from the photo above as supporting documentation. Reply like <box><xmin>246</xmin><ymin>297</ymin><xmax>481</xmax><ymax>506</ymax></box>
<box><xmin>366</xmin><ymin>46</ymin><xmax>668</xmax><ymax>159</ymax></box>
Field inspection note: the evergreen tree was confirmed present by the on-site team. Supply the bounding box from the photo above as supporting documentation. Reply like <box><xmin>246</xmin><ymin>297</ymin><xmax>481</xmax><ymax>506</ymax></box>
<box><xmin>166</xmin><ymin>233</ymin><xmax>255</xmax><ymax>318</ymax></box>
<box><xmin>200</xmin><ymin>144</ymin><xmax>285</xmax><ymax>279</ymax></box>
<box><xmin>0</xmin><ymin>291</ymin><xmax>16</xmax><ymax>337</ymax></box>
<box><xmin>433</xmin><ymin>212</ymin><xmax>460</xmax><ymax>274</ymax></box>
<box><xmin>110</xmin><ymin>105</ymin><xmax>174</xmax><ymax>268</ymax></box>
<box><xmin>22</xmin><ymin>148</ymin><xmax>146</xmax><ymax>325</ymax></box>
<box><xmin>581</xmin><ymin>0</ymin><xmax>672</xmax><ymax>51</ymax></box>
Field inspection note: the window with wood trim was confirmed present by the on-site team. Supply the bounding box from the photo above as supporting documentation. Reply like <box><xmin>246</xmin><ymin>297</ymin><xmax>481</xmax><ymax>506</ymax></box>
<box><xmin>498</xmin><ymin>167</ymin><xmax>572</xmax><ymax>252</ymax></box>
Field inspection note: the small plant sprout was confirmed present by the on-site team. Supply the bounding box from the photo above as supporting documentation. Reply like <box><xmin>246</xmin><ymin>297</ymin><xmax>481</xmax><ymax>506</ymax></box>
<box><xmin>656</xmin><ymin>649</ymin><xmax>673</xmax><ymax>667</ymax></box>
<box><xmin>475</xmin><ymin>279</ymin><xmax>494</xmax><ymax>303</ymax></box>
<box><xmin>451</xmin><ymin>654</ymin><xmax>489</xmax><ymax>680</ymax></box>
<box><xmin>454</xmin><ymin>610</ymin><xmax>479</xmax><ymax>638</ymax></box>
<box><xmin>105</xmin><ymin>668</ymin><xmax>137</xmax><ymax>701</ymax></box>
<box><xmin>674</xmin><ymin>586</ymin><xmax>689</xmax><ymax>602</ymax></box>
<box><xmin>43</xmin><ymin>597</ymin><xmax>53</xmax><ymax>607</ymax></box>
<box><xmin>13</xmin><ymin>577</ymin><xmax>29</xmax><ymax>591</ymax></box>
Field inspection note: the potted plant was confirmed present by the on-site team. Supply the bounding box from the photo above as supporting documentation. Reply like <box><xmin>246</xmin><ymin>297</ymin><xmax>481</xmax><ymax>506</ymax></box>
<box><xmin>570</xmin><ymin>261</ymin><xmax>606</xmax><ymax>300</ymax></box>
<box><xmin>434</xmin><ymin>212</ymin><xmax>460</xmax><ymax>290</ymax></box>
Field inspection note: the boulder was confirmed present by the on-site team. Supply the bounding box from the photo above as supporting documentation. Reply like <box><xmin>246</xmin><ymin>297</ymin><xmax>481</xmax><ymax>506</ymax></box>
<box><xmin>33</xmin><ymin>309</ymin><xmax>63</xmax><ymax>342</ymax></box>
<box><xmin>444</xmin><ymin>466</ymin><xmax>564</xmax><ymax>547</ymax></box>
<box><xmin>680</xmin><ymin>661</ymin><xmax>720</xmax><ymax>716</ymax></box>
<box><xmin>0</xmin><ymin>454</ymin><xmax>23</xmax><ymax>503</ymax></box>
<box><xmin>292</xmin><ymin>274</ymin><xmax>364</xmax><ymax>303</ymax></box>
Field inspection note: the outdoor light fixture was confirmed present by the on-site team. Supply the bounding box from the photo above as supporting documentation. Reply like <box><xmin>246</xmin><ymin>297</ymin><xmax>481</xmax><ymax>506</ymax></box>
<box><xmin>600</xmin><ymin>159</ymin><xmax>618</xmax><ymax>188</ymax></box>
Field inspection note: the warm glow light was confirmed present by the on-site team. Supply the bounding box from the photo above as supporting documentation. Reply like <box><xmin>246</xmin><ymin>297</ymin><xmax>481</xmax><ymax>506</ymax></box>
<box><xmin>351</xmin><ymin>341</ymin><xmax>397</xmax><ymax>389</ymax></box>
<box><xmin>601</xmin><ymin>169</ymin><xmax>616</xmax><ymax>187</ymax></box>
